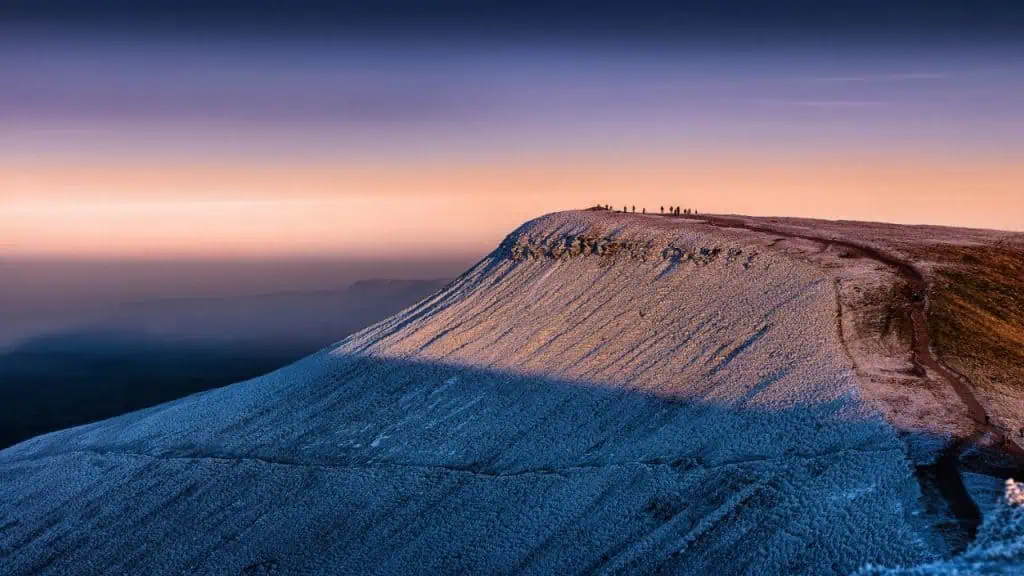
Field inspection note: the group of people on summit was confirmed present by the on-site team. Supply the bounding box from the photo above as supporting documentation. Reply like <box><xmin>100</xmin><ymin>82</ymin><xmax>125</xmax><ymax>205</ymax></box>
<box><xmin>662</xmin><ymin>206</ymin><xmax>695</xmax><ymax>216</ymax></box>
<box><xmin>594</xmin><ymin>204</ymin><xmax>697</xmax><ymax>216</ymax></box>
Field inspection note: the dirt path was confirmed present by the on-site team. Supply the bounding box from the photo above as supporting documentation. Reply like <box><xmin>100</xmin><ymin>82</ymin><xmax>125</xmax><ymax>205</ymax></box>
<box><xmin>668</xmin><ymin>213</ymin><xmax>998</xmax><ymax>543</ymax></box>
<box><xmin>687</xmin><ymin>215</ymin><xmax>990</xmax><ymax>417</ymax></box>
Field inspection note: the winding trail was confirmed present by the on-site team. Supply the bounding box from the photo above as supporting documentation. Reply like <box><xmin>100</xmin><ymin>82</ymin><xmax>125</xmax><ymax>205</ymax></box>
<box><xmin>667</xmin><ymin>213</ymin><xmax>1002</xmax><ymax>543</ymax></box>
<box><xmin>694</xmin><ymin>215</ymin><xmax>989</xmax><ymax>421</ymax></box>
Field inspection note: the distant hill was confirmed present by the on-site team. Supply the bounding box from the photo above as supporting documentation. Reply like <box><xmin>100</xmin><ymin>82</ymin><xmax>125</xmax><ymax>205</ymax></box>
<box><xmin>0</xmin><ymin>278</ymin><xmax>449</xmax><ymax>449</ymax></box>
<box><xmin>97</xmin><ymin>277</ymin><xmax>452</xmax><ymax>350</ymax></box>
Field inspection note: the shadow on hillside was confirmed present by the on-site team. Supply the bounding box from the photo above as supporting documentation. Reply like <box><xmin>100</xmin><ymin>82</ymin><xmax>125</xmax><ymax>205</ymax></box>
<box><xmin>1</xmin><ymin>351</ymin><xmax>990</xmax><ymax>573</ymax></box>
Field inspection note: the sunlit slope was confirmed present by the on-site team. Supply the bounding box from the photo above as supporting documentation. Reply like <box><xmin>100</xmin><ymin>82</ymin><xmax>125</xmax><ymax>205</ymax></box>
<box><xmin>0</xmin><ymin>211</ymin><xmax>939</xmax><ymax>575</ymax></box>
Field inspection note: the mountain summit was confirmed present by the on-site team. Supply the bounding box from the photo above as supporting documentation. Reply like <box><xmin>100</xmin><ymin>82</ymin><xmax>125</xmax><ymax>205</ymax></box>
<box><xmin>1</xmin><ymin>210</ymin><xmax>1022</xmax><ymax>574</ymax></box>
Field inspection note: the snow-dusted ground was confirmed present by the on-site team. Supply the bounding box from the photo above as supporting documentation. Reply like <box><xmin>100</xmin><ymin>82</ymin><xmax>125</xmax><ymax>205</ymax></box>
<box><xmin>0</xmin><ymin>210</ymin><xmax>1010</xmax><ymax>574</ymax></box>
<box><xmin>859</xmin><ymin>479</ymin><xmax>1024</xmax><ymax>575</ymax></box>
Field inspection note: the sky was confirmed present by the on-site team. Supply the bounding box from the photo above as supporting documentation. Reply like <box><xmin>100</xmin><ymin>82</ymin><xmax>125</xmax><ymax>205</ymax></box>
<box><xmin>1</xmin><ymin>1</ymin><xmax>1023</xmax><ymax>260</ymax></box>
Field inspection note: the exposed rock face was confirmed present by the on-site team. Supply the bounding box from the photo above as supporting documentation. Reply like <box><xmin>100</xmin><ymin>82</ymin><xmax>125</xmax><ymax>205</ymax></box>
<box><xmin>503</xmin><ymin>227</ymin><xmax>756</xmax><ymax>269</ymax></box>
<box><xmin>506</xmin><ymin>234</ymin><xmax>655</xmax><ymax>261</ymax></box>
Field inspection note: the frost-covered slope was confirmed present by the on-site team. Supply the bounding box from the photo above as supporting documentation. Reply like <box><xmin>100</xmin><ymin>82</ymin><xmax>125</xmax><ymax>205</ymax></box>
<box><xmin>859</xmin><ymin>480</ymin><xmax>1024</xmax><ymax>575</ymax></box>
<box><xmin>0</xmin><ymin>211</ymin><xmax>956</xmax><ymax>574</ymax></box>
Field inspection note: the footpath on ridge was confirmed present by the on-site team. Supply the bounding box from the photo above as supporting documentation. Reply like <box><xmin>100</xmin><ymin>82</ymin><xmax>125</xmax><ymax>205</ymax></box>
<box><xmin>653</xmin><ymin>211</ymin><xmax>1018</xmax><ymax>546</ymax></box>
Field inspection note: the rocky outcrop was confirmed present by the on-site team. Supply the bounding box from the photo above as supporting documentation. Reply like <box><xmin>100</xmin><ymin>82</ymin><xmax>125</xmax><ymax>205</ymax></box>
<box><xmin>505</xmin><ymin>234</ymin><xmax>653</xmax><ymax>261</ymax></box>
<box><xmin>503</xmin><ymin>231</ymin><xmax>756</xmax><ymax>268</ymax></box>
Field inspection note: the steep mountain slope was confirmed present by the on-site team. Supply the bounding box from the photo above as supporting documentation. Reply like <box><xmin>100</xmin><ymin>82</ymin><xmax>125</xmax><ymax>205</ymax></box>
<box><xmin>0</xmin><ymin>210</ymin><xmax>1018</xmax><ymax>574</ymax></box>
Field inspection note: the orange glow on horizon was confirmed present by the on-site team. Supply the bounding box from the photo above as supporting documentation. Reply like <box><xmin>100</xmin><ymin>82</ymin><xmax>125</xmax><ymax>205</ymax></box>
<box><xmin>2</xmin><ymin>153</ymin><xmax>1022</xmax><ymax>258</ymax></box>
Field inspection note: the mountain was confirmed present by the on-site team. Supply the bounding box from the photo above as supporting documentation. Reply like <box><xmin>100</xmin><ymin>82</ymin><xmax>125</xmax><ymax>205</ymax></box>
<box><xmin>0</xmin><ymin>210</ymin><xmax>1021</xmax><ymax>574</ymax></box>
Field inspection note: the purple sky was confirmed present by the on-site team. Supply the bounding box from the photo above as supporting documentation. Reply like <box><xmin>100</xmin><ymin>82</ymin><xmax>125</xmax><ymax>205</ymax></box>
<box><xmin>0</xmin><ymin>12</ymin><xmax>1021</xmax><ymax>348</ymax></box>
<box><xmin>2</xmin><ymin>34</ymin><xmax>1022</xmax><ymax>162</ymax></box>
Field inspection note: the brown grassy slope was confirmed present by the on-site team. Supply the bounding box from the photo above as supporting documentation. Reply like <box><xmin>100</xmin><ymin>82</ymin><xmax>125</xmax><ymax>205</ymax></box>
<box><xmin>704</xmin><ymin>214</ymin><xmax>1023</xmax><ymax>437</ymax></box>
<box><xmin>924</xmin><ymin>243</ymin><xmax>1024</xmax><ymax>430</ymax></box>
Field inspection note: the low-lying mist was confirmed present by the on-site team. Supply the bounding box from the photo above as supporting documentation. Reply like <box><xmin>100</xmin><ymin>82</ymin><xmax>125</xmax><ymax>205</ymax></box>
<box><xmin>0</xmin><ymin>255</ymin><xmax>470</xmax><ymax>448</ymax></box>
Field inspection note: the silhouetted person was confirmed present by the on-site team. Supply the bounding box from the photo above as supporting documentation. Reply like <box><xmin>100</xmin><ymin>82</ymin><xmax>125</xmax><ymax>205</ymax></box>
<box><xmin>632</xmin><ymin>205</ymin><xmax>635</xmax><ymax>213</ymax></box>
<box><xmin>642</xmin><ymin>208</ymin><xmax>646</xmax><ymax>214</ymax></box>
<box><xmin>660</xmin><ymin>206</ymin><xmax>664</xmax><ymax>214</ymax></box>
<box><xmin>623</xmin><ymin>205</ymin><xmax>627</xmax><ymax>213</ymax></box>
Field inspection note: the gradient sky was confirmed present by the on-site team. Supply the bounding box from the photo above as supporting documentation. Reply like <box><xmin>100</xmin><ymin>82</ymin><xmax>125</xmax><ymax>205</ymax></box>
<box><xmin>2</xmin><ymin>2</ymin><xmax>1022</xmax><ymax>258</ymax></box>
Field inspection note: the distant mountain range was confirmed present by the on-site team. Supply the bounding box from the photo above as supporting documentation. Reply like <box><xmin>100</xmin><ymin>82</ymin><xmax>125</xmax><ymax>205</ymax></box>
<box><xmin>97</xmin><ymin>277</ymin><xmax>453</xmax><ymax>350</ymax></box>
<box><xmin>0</xmin><ymin>278</ymin><xmax>450</xmax><ymax>449</ymax></box>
